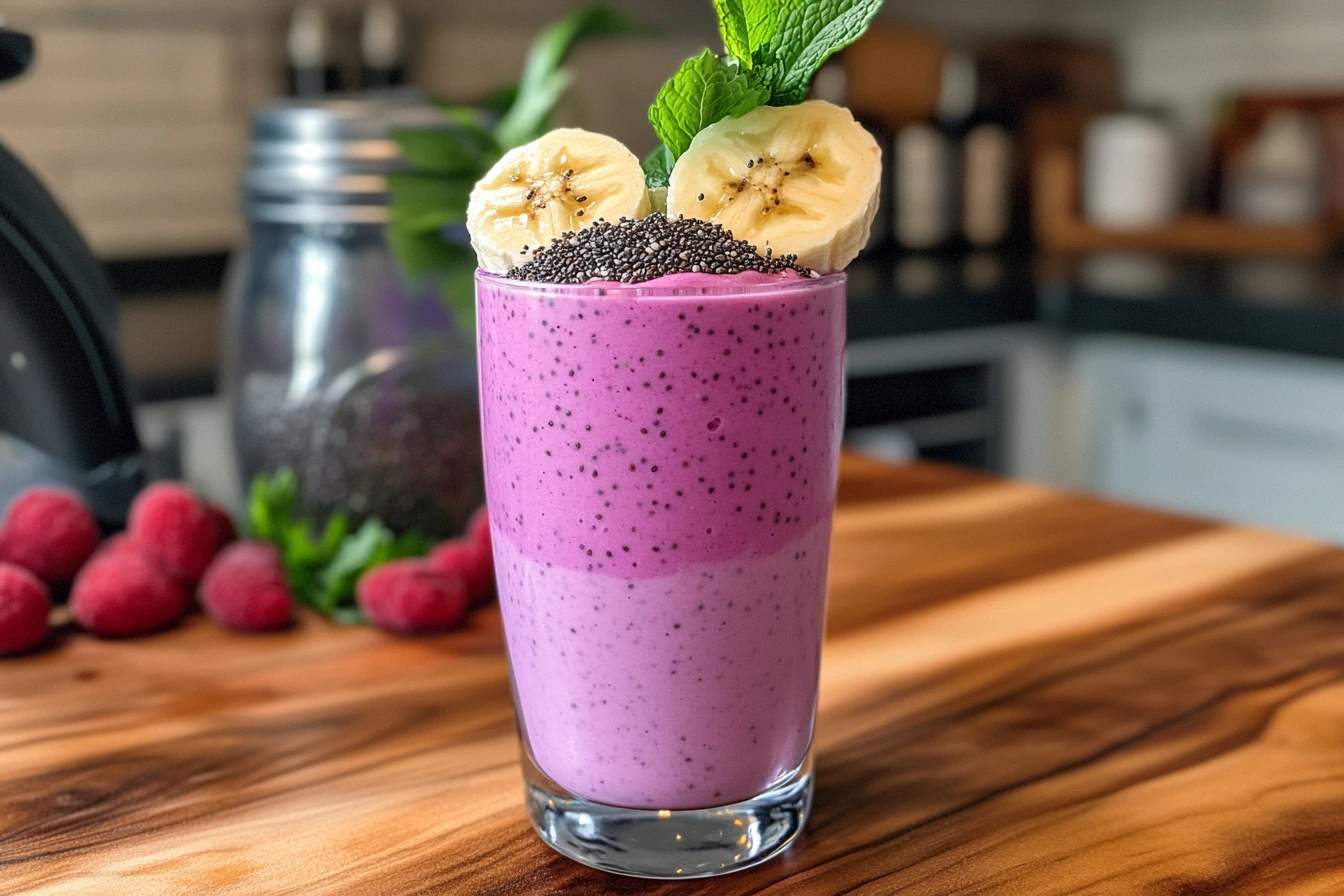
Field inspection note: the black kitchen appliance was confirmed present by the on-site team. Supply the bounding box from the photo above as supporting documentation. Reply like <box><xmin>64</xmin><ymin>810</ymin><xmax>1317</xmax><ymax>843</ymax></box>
<box><xmin>0</xmin><ymin>26</ymin><xmax>146</xmax><ymax>523</ymax></box>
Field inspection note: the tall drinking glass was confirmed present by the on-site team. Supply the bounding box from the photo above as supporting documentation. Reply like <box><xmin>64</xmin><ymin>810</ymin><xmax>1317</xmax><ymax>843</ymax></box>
<box><xmin>476</xmin><ymin>270</ymin><xmax>846</xmax><ymax>878</ymax></box>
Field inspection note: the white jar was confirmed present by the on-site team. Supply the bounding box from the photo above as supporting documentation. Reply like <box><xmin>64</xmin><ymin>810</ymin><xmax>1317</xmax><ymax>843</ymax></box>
<box><xmin>1082</xmin><ymin>113</ymin><xmax>1182</xmax><ymax>230</ymax></box>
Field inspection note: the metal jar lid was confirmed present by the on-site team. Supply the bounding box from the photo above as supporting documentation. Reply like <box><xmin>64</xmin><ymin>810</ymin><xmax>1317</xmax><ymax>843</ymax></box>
<box><xmin>243</xmin><ymin>92</ymin><xmax>449</xmax><ymax>224</ymax></box>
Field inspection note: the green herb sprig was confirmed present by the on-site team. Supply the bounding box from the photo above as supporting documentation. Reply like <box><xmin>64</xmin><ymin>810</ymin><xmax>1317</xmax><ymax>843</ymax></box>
<box><xmin>387</xmin><ymin>6</ymin><xmax>649</xmax><ymax>326</ymax></box>
<box><xmin>248</xmin><ymin>469</ymin><xmax>430</xmax><ymax>624</ymax></box>
<box><xmin>645</xmin><ymin>0</ymin><xmax>883</xmax><ymax>182</ymax></box>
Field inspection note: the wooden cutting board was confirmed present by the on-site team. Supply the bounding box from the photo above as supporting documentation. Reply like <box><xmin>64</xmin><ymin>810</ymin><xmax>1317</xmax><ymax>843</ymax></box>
<box><xmin>3</xmin><ymin>456</ymin><xmax>1343</xmax><ymax>895</ymax></box>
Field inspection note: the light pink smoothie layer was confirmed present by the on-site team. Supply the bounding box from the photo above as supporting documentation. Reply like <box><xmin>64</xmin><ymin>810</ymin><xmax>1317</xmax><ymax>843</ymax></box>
<box><xmin>477</xmin><ymin>269</ymin><xmax>845</xmax><ymax>809</ymax></box>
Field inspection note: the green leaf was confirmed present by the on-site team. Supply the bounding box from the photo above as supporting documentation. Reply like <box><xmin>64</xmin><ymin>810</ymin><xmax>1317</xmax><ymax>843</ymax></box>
<box><xmin>744</xmin><ymin>0</ymin><xmax>783</xmax><ymax>52</ymax></box>
<box><xmin>495</xmin><ymin>70</ymin><xmax>573</xmax><ymax>152</ymax></box>
<box><xmin>478</xmin><ymin>83</ymin><xmax>519</xmax><ymax>117</ymax></box>
<box><xmin>713</xmin><ymin>0</ymin><xmax>752</xmax><ymax>66</ymax></box>
<box><xmin>754</xmin><ymin>0</ymin><xmax>883</xmax><ymax>105</ymax></box>
<box><xmin>316</xmin><ymin>519</ymin><xmax>395</xmax><ymax>613</ymax></box>
<box><xmin>386</xmin><ymin>224</ymin><xmax>471</xmax><ymax>277</ymax></box>
<box><xmin>329</xmin><ymin>606</ymin><xmax>368</xmax><ymax>626</ymax></box>
<box><xmin>248</xmin><ymin>468</ymin><xmax>297</xmax><ymax>542</ymax></box>
<box><xmin>649</xmin><ymin>50</ymin><xmax>769</xmax><ymax>159</ymax></box>
<box><xmin>390</xmin><ymin>127</ymin><xmax>493</xmax><ymax>177</ymax></box>
<box><xmin>642</xmin><ymin>144</ymin><xmax>674</xmax><ymax>191</ymax></box>
<box><xmin>436</xmin><ymin>103</ymin><xmax>500</xmax><ymax>146</ymax></box>
<box><xmin>387</xmin><ymin>173</ymin><xmax>474</xmax><ymax>233</ymax></box>
<box><xmin>392</xmin><ymin>530</ymin><xmax>431</xmax><ymax>558</ymax></box>
<box><xmin>317</xmin><ymin>514</ymin><xmax>350</xmax><ymax>559</ymax></box>
<box><xmin>243</xmin><ymin>470</ymin><xmax>434</xmax><ymax>620</ymax></box>
<box><xmin>494</xmin><ymin>5</ymin><xmax>650</xmax><ymax>150</ymax></box>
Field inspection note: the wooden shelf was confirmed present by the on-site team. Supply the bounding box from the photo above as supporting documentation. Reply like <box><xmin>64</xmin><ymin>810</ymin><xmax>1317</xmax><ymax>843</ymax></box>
<box><xmin>1033</xmin><ymin>149</ymin><xmax>1333</xmax><ymax>258</ymax></box>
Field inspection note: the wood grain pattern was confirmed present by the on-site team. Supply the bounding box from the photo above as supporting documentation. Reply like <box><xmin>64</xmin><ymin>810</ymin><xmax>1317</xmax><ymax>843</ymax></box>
<box><xmin>3</xmin><ymin>458</ymin><xmax>1343</xmax><ymax>895</ymax></box>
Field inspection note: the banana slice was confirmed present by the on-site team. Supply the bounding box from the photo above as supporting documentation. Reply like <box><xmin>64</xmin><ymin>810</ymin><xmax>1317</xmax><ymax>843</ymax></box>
<box><xmin>467</xmin><ymin>128</ymin><xmax>650</xmax><ymax>273</ymax></box>
<box><xmin>666</xmin><ymin>100</ymin><xmax>882</xmax><ymax>272</ymax></box>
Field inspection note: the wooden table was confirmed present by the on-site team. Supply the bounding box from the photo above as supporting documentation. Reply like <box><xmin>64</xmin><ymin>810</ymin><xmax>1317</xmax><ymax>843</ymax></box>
<box><xmin>4</xmin><ymin>457</ymin><xmax>1344</xmax><ymax>894</ymax></box>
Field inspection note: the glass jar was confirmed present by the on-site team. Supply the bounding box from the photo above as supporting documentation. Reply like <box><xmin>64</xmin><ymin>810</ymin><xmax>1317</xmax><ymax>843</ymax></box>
<box><xmin>223</xmin><ymin>96</ymin><xmax>482</xmax><ymax>536</ymax></box>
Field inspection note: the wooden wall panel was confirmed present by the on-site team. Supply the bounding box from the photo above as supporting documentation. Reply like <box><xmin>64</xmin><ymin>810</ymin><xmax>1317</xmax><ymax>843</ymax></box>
<box><xmin>0</xmin><ymin>27</ymin><xmax>232</xmax><ymax>124</ymax></box>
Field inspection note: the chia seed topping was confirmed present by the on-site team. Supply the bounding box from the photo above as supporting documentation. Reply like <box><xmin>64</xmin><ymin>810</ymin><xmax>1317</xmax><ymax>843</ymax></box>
<box><xmin>506</xmin><ymin>213</ymin><xmax>814</xmax><ymax>283</ymax></box>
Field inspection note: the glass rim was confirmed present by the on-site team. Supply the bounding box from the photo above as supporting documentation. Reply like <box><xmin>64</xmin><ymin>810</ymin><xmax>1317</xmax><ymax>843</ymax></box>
<box><xmin>476</xmin><ymin>269</ymin><xmax>846</xmax><ymax>298</ymax></box>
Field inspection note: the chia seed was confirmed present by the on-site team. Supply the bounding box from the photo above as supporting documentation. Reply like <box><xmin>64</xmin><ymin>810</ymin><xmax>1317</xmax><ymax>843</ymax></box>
<box><xmin>506</xmin><ymin>213</ymin><xmax>813</xmax><ymax>284</ymax></box>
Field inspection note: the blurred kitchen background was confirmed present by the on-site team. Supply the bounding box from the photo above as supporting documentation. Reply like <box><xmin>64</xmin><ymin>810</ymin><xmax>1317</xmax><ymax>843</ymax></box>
<box><xmin>4</xmin><ymin>0</ymin><xmax>1344</xmax><ymax>539</ymax></box>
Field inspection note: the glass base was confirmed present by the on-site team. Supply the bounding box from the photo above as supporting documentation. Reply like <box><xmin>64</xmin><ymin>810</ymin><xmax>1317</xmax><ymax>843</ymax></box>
<box><xmin>523</xmin><ymin>753</ymin><xmax>812</xmax><ymax>879</ymax></box>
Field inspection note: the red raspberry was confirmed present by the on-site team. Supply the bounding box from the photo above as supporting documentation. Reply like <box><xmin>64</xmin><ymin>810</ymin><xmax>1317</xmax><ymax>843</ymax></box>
<box><xmin>206</xmin><ymin>505</ymin><xmax>237</xmax><ymax>547</ymax></box>
<box><xmin>356</xmin><ymin>559</ymin><xmax>469</xmax><ymax>634</ymax></box>
<box><xmin>0</xmin><ymin>563</ymin><xmax>51</xmax><ymax>655</ymax></box>
<box><xmin>0</xmin><ymin>487</ymin><xmax>101</xmax><ymax>584</ymax></box>
<box><xmin>128</xmin><ymin>482</ymin><xmax>227</xmax><ymax>583</ymax></box>
<box><xmin>95</xmin><ymin>533</ymin><xmax>142</xmax><ymax>562</ymax></box>
<box><xmin>70</xmin><ymin>540</ymin><xmax>189</xmax><ymax>637</ymax></box>
<box><xmin>428</xmin><ymin>538</ymin><xmax>493</xmax><ymax>604</ymax></box>
<box><xmin>199</xmin><ymin>541</ymin><xmax>293</xmax><ymax>632</ymax></box>
<box><xmin>467</xmin><ymin>505</ymin><xmax>492</xmax><ymax>558</ymax></box>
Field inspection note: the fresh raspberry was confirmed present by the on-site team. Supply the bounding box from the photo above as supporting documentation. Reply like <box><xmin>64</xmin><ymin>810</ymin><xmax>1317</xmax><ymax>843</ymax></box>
<box><xmin>70</xmin><ymin>540</ymin><xmax>189</xmax><ymax>637</ymax></box>
<box><xmin>206</xmin><ymin>505</ymin><xmax>237</xmax><ymax>547</ymax></box>
<box><xmin>429</xmin><ymin>538</ymin><xmax>493</xmax><ymax>604</ymax></box>
<box><xmin>128</xmin><ymin>482</ymin><xmax>227</xmax><ymax>583</ymax></box>
<box><xmin>356</xmin><ymin>559</ymin><xmax>469</xmax><ymax>634</ymax></box>
<box><xmin>0</xmin><ymin>563</ymin><xmax>51</xmax><ymax>655</ymax></box>
<box><xmin>0</xmin><ymin>487</ymin><xmax>101</xmax><ymax>584</ymax></box>
<box><xmin>199</xmin><ymin>541</ymin><xmax>293</xmax><ymax>632</ymax></box>
<box><xmin>95</xmin><ymin>533</ymin><xmax>142</xmax><ymax>561</ymax></box>
<box><xmin>467</xmin><ymin>505</ymin><xmax>492</xmax><ymax>558</ymax></box>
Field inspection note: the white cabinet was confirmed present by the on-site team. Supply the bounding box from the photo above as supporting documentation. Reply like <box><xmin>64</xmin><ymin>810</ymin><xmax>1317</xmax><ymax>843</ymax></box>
<box><xmin>844</xmin><ymin>325</ymin><xmax>1068</xmax><ymax>473</ymax></box>
<box><xmin>1076</xmin><ymin>335</ymin><xmax>1344</xmax><ymax>541</ymax></box>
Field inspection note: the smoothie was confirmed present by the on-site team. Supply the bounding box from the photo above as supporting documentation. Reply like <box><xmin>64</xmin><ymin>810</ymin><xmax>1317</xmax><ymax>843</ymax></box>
<box><xmin>458</xmin><ymin>0</ymin><xmax>883</xmax><ymax>871</ymax></box>
<box><xmin>478</xmin><ymin>270</ymin><xmax>845</xmax><ymax>809</ymax></box>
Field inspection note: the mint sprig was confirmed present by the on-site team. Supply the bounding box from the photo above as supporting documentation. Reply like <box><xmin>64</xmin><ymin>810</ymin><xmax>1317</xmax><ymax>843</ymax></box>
<box><xmin>248</xmin><ymin>469</ymin><xmax>429</xmax><ymax>624</ymax></box>
<box><xmin>712</xmin><ymin>0</ymin><xmax>753</xmax><ymax>68</ymax></box>
<box><xmin>645</xmin><ymin>0</ymin><xmax>883</xmax><ymax>186</ymax></box>
<box><xmin>649</xmin><ymin>50</ymin><xmax>768</xmax><ymax>159</ymax></box>
<box><xmin>755</xmin><ymin>0</ymin><xmax>885</xmax><ymax>105</ymax></box>
<box><xmin>642</xmin><ymin>144</ymin><xmax>674</xmax><ymax>191</ymax></box>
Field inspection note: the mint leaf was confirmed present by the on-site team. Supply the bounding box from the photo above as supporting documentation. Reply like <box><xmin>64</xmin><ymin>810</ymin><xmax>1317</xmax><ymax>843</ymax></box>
<box><xmin>643</xmin><ymin>144</ymin><xmax>673</xmax><ymax>190</ymax></box>
<box><xmin>755</xmin><ymin>0</ymin><xmax>883</xmax><ymax>105</ymax></box>
<box><xmin>248</xmin><ymin>468</ymin><xmax>297</xmax><ymax>543</ymax></box>
<box><xmin>387</xmin><ymin>174</ymin><xmax>474</xmax><ymax>233</ymax></box>
<box><xmin>245</xmin><ymin>471</ymin><xmax>434</xmax><ymax>620</ymax></box>
<box><xmin>494</xmin><ymin>5</ymin><xmax>650</xmax><ymax>149</ymax></box>
<box><xmin>330</xmin><ymin>607</ymin><xmax>367</xmax><ymax>626</ymax></box>
<box><xmin>318</xmin><ymin>513</ymin><xmax>350</xmax><ymax>557</ymax></box>
<box><xmin>744</xmin><ymin>0</ymin><xmax>783</xmax><ymax>52</ymax></box>
<box><xmin>649</xmin><ymin>50</ymin><xmax>769</xmax><ymax>159</ymax></box>
<box><xmin>713</xmin><ymin>0</ymin><xmax>752</xmax><ymax>66</ymax></box>
<box><xmin>316</xmin><ymin>519</ymin><xmax>394</xmax><ymax>613</ymax></box>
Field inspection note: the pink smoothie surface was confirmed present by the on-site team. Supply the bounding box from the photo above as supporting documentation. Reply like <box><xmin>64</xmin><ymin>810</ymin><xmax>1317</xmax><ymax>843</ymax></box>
<box><xmin>477</xmin><ymin>269</ymin><xmax>846</xmax><ymax>809</ymax></box>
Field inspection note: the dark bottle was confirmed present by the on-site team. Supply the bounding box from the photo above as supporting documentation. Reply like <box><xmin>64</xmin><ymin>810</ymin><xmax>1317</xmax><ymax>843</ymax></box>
<box><xmin>287</xmin><ymin>4</ymin><xmax>342</xmax><ymax>98</ymax></box>
<box><xmin>360</xmin><ymin>1</ymin><xmax>407</xmax><ymax>90</ymax></box>
<box><xmin>892</xmin><ymin>51</ymin><xmax>974</xmax><ymax>251</ymax></box>
<box><xmin>959</xmin><ymin>53</ymin><xmax>1014</xmax><ymax>250</ymax></box>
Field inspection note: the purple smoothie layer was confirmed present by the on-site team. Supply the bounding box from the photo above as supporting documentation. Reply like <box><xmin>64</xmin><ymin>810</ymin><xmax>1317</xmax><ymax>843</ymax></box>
<box><xmin>477</xmin><ymin>269</ymin><xmax>845</xmax><ymax>809</ymax></box>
